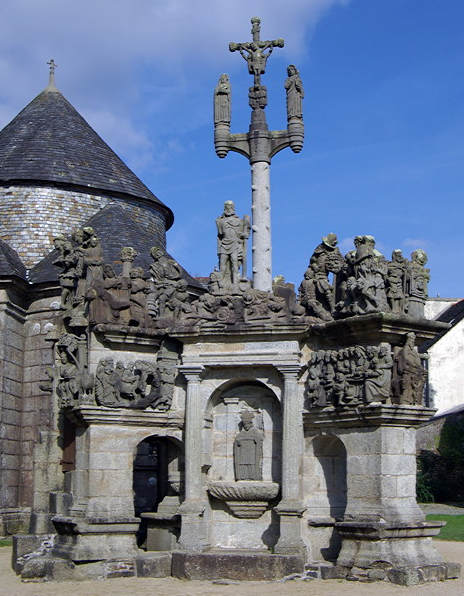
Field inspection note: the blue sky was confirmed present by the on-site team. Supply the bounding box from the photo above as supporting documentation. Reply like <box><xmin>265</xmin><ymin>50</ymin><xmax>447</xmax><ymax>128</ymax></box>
<box><xmin>0</xmin><ymin>0</ymin><xmax>463</xmax><ymax>297</ymax></box>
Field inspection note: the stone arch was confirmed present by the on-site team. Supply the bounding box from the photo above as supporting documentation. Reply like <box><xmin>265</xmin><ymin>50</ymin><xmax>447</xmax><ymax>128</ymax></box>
<box><xmin>132</xmin><ymin>435</ymin><xmax>184</xmax><ymax>547</ymax></box>
<box><xmin>205</xmin><ymin>379</ymin><xmax>282</xmax><ymax>484</ymax></box>
<box><xmin>303</xmin><ymin>434</ymin><xmax>347</xmax><ymax>561</ymax></box>
<box><xmin>305</xmin><ymin>434</ymin><xmax>347</xmax><ymax>518</ymax></box>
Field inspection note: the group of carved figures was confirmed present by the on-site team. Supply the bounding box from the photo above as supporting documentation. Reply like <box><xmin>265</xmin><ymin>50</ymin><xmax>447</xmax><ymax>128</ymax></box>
<box><xmin>54</xmin><ymin>228</ymin><xmax>193</xmax><ymax>328</ymax></box>
<box><xmin>298</xmin><ymin>233</ymin><xmax>430</xmax><ymax>320</ymax></box>
<box><xmin>53</xmin><ymin>222</ymin><xmax>431</xmax><ymax>332</ymax></box>
<box><xmin>306</xmin><ymin>333</ymin><xmax>427</xmax><ymax>409</ymax></box>
<box><xmin>55</xmin><ymin>332</ymin><xmax>178</xmax><ymax>411</ymax></box>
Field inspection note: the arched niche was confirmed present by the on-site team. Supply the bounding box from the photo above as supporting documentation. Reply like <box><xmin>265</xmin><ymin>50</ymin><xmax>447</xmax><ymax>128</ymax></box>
<box><xmin>303</xmin><ymin>434</ymin><xmax>347</xmax><ymax>562</ymax></box>
<box><xmin>132</xmin><ymin>435</ymin><xmax>184</xmax><ymax>547</ymax></box>
<box><xmin>305</xmin><ymin>435</ymin><xmax>347</xmax><ymax>519</ymax></box>
<box><xmin>206</xmin><ymin>380</ymin><xmax>282</xmax><ymax>484</ymax></box>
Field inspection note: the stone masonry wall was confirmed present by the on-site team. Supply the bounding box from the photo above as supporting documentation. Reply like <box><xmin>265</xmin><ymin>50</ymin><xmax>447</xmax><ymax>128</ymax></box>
<box><xmin>0</xmin><ymin>289</ymin><xmax>27</xmax><ymax>533</ymax></box>
<box><xmin>0</xmin><ymin>185</ymin><xmax>167</xmax><ymax>269</ymax></box>
<box><xmin>20</xmin><ymin>295</ymin><xmax>62</xmax><ymax>511</ymax></box>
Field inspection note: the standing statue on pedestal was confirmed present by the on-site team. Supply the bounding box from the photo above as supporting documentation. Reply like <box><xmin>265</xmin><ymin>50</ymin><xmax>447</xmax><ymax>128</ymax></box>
<box><xmin>214</xmin><ymin>74</ymin><xmax>231</xmax><ymax>125</ymax></box>
<box><xmin>234</xmin><ymin>411</ymin><xmax>263</xmax><ymax>481</ymax></box>
<box><xmin>408</xmin><ymin>249</ymin><xmax>430</xmax><ymax>318</ymax></box>
<box><xmin>216</xmin><ymin>201</ymin><xmax>250</xmax><ymax>291</ymax></box>
<box><xmin>285</xmin><ymin>64</ymin><xmax>304</xmax><ymax>119</ymax></box>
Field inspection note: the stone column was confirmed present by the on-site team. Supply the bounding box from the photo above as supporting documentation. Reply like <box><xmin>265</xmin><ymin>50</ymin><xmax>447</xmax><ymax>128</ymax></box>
<box><xmin>251</xmin><ymin>161</ymin><xmax>272</xmax><ymax>292</ymax></box>
<box><xmin>274</xmin><ymin>364</ymin><xmax>305</xmax><ymax>554</ymax></box>
<box><xmin>177</xmin><ymin>365</ymin><xmax>208</xmax><ymax>551</ymax></box>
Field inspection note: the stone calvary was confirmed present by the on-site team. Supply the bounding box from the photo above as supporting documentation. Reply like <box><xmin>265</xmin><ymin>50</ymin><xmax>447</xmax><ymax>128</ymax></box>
<box><xmin>1</xmin><ymin>18</ymin><xmax>459</xmax><ymax>586</ymax></box>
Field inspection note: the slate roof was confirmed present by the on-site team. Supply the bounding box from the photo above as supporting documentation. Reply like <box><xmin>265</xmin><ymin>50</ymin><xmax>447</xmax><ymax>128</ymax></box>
<box><xmin>30</xmin><ymin>203</ymin><xmax>202</xmax><ymax>290</ymax></box>
<box><xmin>0</xmin><ymin>85</ymin><xmax>173</xmax><ymax>228</ymax></box>
<box><xmin>0</xmin><ymin>240</ymin><xmax>27</xmax><ymax>279</ymax></box>
<box><xmin>420</xmin><ymin>299</ymin><xmax>464</xmax><ymax>351</ymax></box>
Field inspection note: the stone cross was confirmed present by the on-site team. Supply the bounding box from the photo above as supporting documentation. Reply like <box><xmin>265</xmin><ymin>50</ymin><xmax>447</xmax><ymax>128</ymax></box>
<box><xmin>229</xmin><ymin>17</ymin><xmax>284</xmax><ymax>86</ymax></box>
<box><xmin>47</xmin><ymin>59</ymin><xmax>57</xmax><ymax>88</ymax></box>
<box><xmin>215</xmin><ymin>18</ymin><xmax>304</xmax><ymax>292</ymax></box>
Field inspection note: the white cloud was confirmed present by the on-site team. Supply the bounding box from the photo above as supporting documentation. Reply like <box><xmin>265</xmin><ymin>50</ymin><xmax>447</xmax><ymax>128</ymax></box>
<box><xmin>0</xmin><ymin>0</ymin><xmax>352</xmax><ymax>174</ymax></box>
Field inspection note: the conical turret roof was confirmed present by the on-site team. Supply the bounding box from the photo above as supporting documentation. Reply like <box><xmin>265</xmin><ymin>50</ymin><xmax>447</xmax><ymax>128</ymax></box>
<box><xmin>0</xmin><ymin>85</ymin><xmax>173</xmax><ymax>228</ymax></box>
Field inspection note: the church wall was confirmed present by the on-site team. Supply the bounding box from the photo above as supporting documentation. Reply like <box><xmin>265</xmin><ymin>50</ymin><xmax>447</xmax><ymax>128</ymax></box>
<box><xmin>0</xmin><ymin>185</ymin><xmax>167</xmax><ymax>268</ymax></box>
<box><xmin>0</xmin><ymin>289</ymin><xmax>27</xmax><ymax>532</ymax></box>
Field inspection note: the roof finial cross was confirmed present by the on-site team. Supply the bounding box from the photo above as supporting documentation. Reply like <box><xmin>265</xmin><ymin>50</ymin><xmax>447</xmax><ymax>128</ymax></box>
<box><xmin>229</xmin><ymin>17</ymin><xmax>284</xmax><ymax>86</ymax></box>
<box><xmin>47</xmin><ymin>59</ymin><xmax>57</xmax><ymax>88</ymax></box>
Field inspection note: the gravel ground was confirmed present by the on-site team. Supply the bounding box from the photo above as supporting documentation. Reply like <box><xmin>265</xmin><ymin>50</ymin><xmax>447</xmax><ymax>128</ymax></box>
<box><xmin>1</xmin><ymin>541</ymin><xmax>464</xmax><ymax>596</ymax></box>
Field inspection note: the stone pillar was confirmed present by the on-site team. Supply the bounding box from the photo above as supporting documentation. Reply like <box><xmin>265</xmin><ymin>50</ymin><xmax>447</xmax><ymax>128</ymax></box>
<box><xmin>177</xmin><ymin>365</ymin><xmax>208</xmax><ymax>551</ymax></box>
<box><xmin>251</xmin><ymin>161</ymin><xmax>272</xmax><ymax>292</ymax></box>
<box><xmin>304</xmin><ymin>405</ymin><xmax>447</xmax><ymax>573</ymax></box>
<box><xmin>274</xmin><ymin>364</ymin><xmax>305</xmax><ymax>554</ymax></box>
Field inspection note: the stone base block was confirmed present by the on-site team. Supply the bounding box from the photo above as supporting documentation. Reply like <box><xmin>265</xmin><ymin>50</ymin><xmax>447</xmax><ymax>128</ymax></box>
<box><xmin>314</xmin><ymin>561</ymin><xmax>460</xmax><ymax>585</ymax></box>
<box><xmin>135</xmin><ymin>552</ymin><xmax>172</xmax><ymax>577</ymax></box>
<box><xmin>335</xmin><ymin>520</ymin><xmax>445</xmax><ymax>568</ymax></box>
<box><xmin>172</xmin><ymin>550</ymin><xmax>305</xmax><ymax>581</ymax></box>
<box><xmin>0</xmin><ymin>508</ymin><xmax>30</xmax><ymax>535</ymax></box>
<box><xmin>18</xmin><ymin>552</ymin><xmax>172</xmax><ymax>582</ymax></box>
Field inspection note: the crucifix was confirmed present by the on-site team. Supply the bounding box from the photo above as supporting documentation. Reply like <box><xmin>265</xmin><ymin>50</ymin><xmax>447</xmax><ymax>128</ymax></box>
<box><xmin>229</xmin><ymin>16</ymin><xmax>284</xmax><ymax>86</ymax></box>
<box><xmin>214</xmin><ymin>18</ymin><xmax>304</xmax><ymax>292</ymax></box>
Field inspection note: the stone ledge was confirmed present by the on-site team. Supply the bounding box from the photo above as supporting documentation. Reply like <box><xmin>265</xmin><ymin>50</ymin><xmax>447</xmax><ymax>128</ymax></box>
<box><xmin>171</xmin><ymin>550</ymin><xmax>305</xmax><ymax>580</ymax></box>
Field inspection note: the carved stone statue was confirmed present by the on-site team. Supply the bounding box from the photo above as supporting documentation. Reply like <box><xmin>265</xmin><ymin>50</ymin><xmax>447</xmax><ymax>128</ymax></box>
<box><xmin>214</xmin><ymin>74</ymin><xmax>231</xmax><ymax>125</ymax></box>
<box><xmin>364</xmin><ymin>345</ymin><xmax>393</xmax><ymax>403</ymax></box>
<box><xmin>392</xmin><ymin>333</ymin><xmax>427</xmax><ymax>405</ymax></box>
<box><xmin>408</xmin><ymin>249</ymin><xmax>430</xmax><ymax>318</ymax></box>
<box><xmin>216</xmin><ymin>201</ymin><xmax>250</xmax><ymax>291</ymax></box>
<box><xmin>307</xmin><ymin>233</ymin><xmax>344</xmax><ymax>317</ymax></box>
<box><xmin>55</xmin><ymin>333</ymin><xmax>93</xmax><ymax>408</ymax></box>
<box><xmin>386</xmin><ymin>249</ymin><xmax>409</xmax><ymax>314</ymax></box>
<box><xmin>233</xmin><ymin>411</ymin><xmax>263</xmax><ymax>481</ymax></box>
<box><xmin>94</xmin><ymin>358</ymin><xmax>163</xmax><ymax>409</ymax></box>
<box><xmin>148</xmin><ymin>247</ymin><xmax>182</xmax><ymax>318</ymax></box>
<box><xmin>284</xmin><ymin>64</ymin><xmax>304</xmax><ymax>119</ymax></box>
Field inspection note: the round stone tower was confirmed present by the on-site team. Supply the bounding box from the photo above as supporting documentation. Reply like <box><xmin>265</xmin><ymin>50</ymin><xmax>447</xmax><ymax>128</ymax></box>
<box><xmin>0</xmin><ymin>78</ymin><xmax>173</xmax><ymax>270</ymax></box>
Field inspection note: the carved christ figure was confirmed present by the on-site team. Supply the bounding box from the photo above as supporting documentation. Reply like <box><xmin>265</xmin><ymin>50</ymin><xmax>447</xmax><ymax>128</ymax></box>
<box><xmin>233</xmin><ymin>411</ymin><xmax>263</xmax><ymax>481</ymax></box>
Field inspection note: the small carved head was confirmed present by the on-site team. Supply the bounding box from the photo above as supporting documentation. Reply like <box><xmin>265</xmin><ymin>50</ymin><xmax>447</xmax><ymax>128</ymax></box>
<box><xmin>223</xmin><ymin>200</ymin><xmax>236</xmax><ymax>215</ymax></box>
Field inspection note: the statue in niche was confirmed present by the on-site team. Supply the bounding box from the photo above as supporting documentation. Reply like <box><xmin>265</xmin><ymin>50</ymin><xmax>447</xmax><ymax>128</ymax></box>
<box><xmin>386</xmin><ymin>249</ymin><xmax>410</xmax><ymax>314</ymax></box>
<box><xmin>216</xmin><ymin>201</ymin><xmax>250</xmax><ymax>291</ymax></box>
<box><xmin>233</xmin><ymin>411</ymin><xmax>263</xmax><ymax>481</ymax></box>
<box><xmin>214</xmin><ymin>74</ymin><xmax>231</xmax><ymax>125</ymax></box>
<box><xmin>284</xmin><ymin>64</ymin><xmax>304</xmax><ymax>119</ymax></box>
<box><xmin>408</xmin><ymin>249</ymin><xmax>430</xmax><ymax>318</ymax></box>
<box><xmin>392</xmin><ymin>333</ymin><xmax>427</xmax><ymax>405</ymax></box>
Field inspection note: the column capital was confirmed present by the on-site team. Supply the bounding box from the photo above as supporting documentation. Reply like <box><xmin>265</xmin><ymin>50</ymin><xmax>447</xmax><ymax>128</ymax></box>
<box><xmin>178</xmin><ymin>365</ymin><xmax>205</xmax><ymax>383</ymax></box>
<box><xmin>275</xmin><ymin>363</ymin><xmax>303</xmax><ymax>380</ymax></box>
